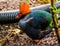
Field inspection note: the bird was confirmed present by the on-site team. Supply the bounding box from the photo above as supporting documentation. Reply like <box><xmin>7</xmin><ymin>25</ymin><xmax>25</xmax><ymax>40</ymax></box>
<box><xmin>16</xmin><ymin>2</ymin><xmax>53</xmax><ymax>44</ymax></box>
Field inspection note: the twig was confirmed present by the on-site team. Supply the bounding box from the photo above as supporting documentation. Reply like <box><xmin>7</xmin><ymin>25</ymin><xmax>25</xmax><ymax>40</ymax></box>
<box><xmin>50</xmin><ymin>0</ymin><xmax>60</xmax><ymax>44</ymax></box>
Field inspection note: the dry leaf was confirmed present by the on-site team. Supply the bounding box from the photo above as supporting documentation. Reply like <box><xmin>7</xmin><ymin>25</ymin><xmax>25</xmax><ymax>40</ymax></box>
<box><xmin>12</xmin><ymin>29</ymin><xmax>23</xmax><ymax>34</ymax></box>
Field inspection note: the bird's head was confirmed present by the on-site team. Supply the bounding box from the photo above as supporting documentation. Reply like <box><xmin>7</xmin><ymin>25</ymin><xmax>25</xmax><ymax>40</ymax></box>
<box><xmin>16</xmin><ymin>2</ymin><xmax>30</xmax><ymax>19</ymax></box>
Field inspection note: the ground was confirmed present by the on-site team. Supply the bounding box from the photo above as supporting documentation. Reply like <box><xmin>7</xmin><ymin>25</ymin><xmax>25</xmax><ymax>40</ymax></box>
<box><xmin>0</xmin><ymin>0</ymin><xmax>60</xmax><ymax>46</ymax></box>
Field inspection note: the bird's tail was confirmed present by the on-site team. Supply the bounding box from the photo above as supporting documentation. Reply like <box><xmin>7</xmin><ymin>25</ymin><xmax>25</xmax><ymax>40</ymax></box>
<box><xmin>39</xmin><ymin>27</ymin><xmax>52</xmax><ymax>39</ymax></box>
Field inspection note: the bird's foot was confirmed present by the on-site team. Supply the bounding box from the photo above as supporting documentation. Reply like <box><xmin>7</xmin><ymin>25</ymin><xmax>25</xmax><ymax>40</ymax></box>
<box><xmin>34</xmin><ymin>39</ymin><xmax>42</xmax><ymax>44</ymax></box>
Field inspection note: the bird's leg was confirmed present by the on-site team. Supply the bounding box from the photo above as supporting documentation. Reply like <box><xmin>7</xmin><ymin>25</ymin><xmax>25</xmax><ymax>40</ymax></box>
<box><xmin>34</xmin><ymin>39</ymin><xmax>42</xmax><ymax>44</ymax></box>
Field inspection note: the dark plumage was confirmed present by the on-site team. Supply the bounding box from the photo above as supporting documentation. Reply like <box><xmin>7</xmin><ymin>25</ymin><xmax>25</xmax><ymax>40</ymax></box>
<box><xmin>19</xmin><ymin>10</ymin><xmax>53</xmax><ymax>40</ymax></box>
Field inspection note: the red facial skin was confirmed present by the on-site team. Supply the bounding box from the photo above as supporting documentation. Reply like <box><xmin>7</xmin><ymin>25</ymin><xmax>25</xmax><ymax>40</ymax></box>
<box><xmin>16</xmin><ymin>13</ymin><xmax>22</xmax><ymax>19</ymax></box>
